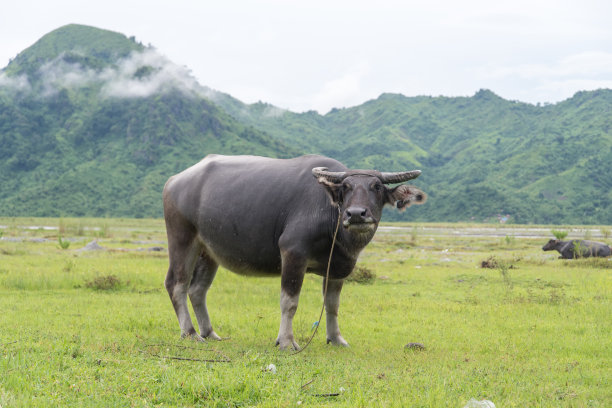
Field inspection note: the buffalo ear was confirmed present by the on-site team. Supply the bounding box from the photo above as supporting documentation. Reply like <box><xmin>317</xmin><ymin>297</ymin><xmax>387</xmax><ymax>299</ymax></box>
<box><xmin>385</xmin><ymin>184</ymin><xmax>427</xmax><ymax>212</ymax></box>
<box><xmin>316</xmin><ymin>177</ymin><xmax>343</xmax><ymax>205</ymax></box>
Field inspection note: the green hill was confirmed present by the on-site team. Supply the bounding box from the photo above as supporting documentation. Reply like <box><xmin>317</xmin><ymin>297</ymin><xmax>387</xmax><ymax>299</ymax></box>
<box><xmin>1</xmin><ymin>24</ymin><xmax>611</xmax><ymax>223</ymax></box>
<box><xmin>0</xmin><ymin>25</ymin><xmax>298</xmax><ymax>217</ymax></box>
<box><xmin>211</xmin><ymin>90</ymin><xmax>612</xmax><ymax>224</ymax></box>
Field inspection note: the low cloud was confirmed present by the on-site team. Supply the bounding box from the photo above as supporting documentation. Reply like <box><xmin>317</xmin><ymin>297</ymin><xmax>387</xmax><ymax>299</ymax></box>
<box><xmin>37</xmin><ymin>55</ymin><xmax>99</xmax><ymax>96</ymax></box>
<box><xmin>100</xmin><ymin>50</ymin><xmax>202</xmax><ymax>98</ymax></box>
<box><xmin>3</xmin><ymin>48</ymin><xmax>204</xmax><ymax>99</ymax></box>
<box><xmin>0</xmin><ymin>72</ymin><xmax>30</xmax><ymax>93</ymax></box>
<box><xmin>261</xmin><ymin>105</ymin><xmax>286</xmax><ymax>118</ymax></box>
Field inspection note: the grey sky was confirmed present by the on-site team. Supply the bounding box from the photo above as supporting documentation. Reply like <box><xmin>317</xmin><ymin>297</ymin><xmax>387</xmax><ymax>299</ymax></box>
<box><xmin>2</xmin><ymin>0</ymin><xmax>611</xmax><ymax>113</ymax></box>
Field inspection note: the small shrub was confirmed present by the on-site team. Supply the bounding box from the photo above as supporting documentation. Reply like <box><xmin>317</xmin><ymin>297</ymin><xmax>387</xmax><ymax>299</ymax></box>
<box><xmin>63</xmin><ymin>260</ymin><xmax>76</xmax><ymax>273</ymax></box>
<box><xmin>410</xmin><ymin>226</ymin><xmax>418</xmax><ymax>246</ymax></box>
<box><xmin>551</xmin><ymin>229</ymin><xmax>568</xmax><ymax>240</ymax></box>
<box><xmin>97</xmin><ymin>223</ymin><xmax>110</xmax><ymax>238</ymax></box>
<box><xmin>548</xmin><ymin>288</ymin><xmax>567</xmax><ymax>305</ymax></box>
<box><xmin>480</xmin><ymin>256</ymin><xmax>515</xmax><ymax>289</ymax></box>
<box><xmin>480</xmin><ymin>256</ymin><xmax>499</xmax><ymax>268</ymax></box>
<box><xmin>498</xmin><ymin>261</ymin><xmax>513</xmax><ymax>289</ymax></box>
<box><xmin>86</xmin><ymin>275</ymin><xmax>122</xmax><ymax>291</ymax></box>
<box><xmin>58</xmin><ymin>235</ymin><xmax>70</xmax><ymax>250</ymax></box>
<box><xmin>572</xmin><ymin>241</ymin><xmax>585</xmax><ymax>259</ymax></box>
<box><xmin>346</xmin><ymin>266</ymin><xmax>376</xmax><ymax>284</ymax></box>
<box><xmin>601</xmin><ymin>227</ymin><xmax>611</xmax><ymax>239</ymax></box>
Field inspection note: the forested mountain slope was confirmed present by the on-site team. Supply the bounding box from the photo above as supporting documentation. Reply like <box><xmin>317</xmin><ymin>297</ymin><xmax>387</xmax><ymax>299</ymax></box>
<box><xmin>212</xmin><ymin>89</ymin><xmax>612</xmax><ymax>224</ymax></box>
<box><xmin>0</xmin><ymin>25</ymin><xmax>297</xmax><ymax>217</ymax></box>
<box><xmin>1</xmin><ymin>24</ymin><xmax>610</xmax><ymax>223</ymax></box>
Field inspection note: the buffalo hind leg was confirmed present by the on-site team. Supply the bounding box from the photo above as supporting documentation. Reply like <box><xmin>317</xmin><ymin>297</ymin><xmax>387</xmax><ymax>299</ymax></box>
<box><xmin>275</xmin><ymin>250</ymin><xmax>306</xmax><ymax>350</ymax></box>
<box><xmin>165</xmin><ymin>229</ymin><xmax>204</xmax><ymax>341</ymax></box>
<box><xmin>323</xmin><ymin>277</ymin><xmax>349</xmax><ymax>346</ymax></box>
<box><xmin>189</xmin><ymin>252</ymin><xmax>222</xmax><ymax>340</ymax></box>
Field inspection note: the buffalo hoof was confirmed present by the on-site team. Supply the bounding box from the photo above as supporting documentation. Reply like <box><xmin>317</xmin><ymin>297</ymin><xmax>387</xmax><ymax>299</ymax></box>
<box><xmin>275</xmin><ymin>337</ymin><xmax>300</xmax><ymax>351</ymax></box>
<box><xmin>181</xmin><ymin>332</ymin><xmax>206</xmax><ymax>342</ymax></box>
<box><xmin>202</xmin><ymin>329</ymin><xmax>222</xmax><ymax>341</ymax></box>
<box><xmin>327</xmin><ymin>335</ymin><xmax>349</xmax><ymax>347</ymax></box>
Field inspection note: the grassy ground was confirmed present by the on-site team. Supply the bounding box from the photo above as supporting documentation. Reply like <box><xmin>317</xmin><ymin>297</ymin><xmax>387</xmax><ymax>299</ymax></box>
<box><xmin>0</xmin><ymin>218</ymin><xmax>610</xmax><ymax>407</ymax></box>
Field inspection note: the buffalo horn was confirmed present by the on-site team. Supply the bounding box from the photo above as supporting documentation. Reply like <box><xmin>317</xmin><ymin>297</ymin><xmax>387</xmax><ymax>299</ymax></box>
<box><xmin>379</xmin><ymin>170</ymin><xmax>421</xmax><ymax>184</ymax></box>
<box><xmin>312</xmin><ymin>167</ymin><xmax>346</xmax><ymax>183</ymax></box>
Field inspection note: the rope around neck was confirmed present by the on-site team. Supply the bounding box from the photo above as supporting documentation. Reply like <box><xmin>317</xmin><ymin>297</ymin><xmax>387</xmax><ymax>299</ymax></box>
<box><xmin>290</xmin><ymin>206</ymin><xmax>342</xmax><ymax>356</ymax></box>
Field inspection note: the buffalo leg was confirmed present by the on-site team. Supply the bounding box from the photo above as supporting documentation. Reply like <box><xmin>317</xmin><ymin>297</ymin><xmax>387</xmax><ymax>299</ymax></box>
<box><xmin>189</xmin><ymin>253</ymin><xmax>221</xmax><ymax>340</ymax></box>
<box><xmin>164</xmin><ymin>215</ymin><xmax>204</xmax><ymax>341</ymax></box>
<box><xmin>276</xmin><ymin>250</ymin><xmax>306</xmax><ymax>350</ymax></box>
<box><xmin>323</xmin><ymin>277</ymin><xmax>349</xmax><ymax>346</ymax></box>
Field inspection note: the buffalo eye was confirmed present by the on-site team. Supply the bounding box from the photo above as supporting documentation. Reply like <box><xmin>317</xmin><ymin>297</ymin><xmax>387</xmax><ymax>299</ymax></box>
<box><xmin>342</xmin><ymin>182</ymin><xmax>352</xmax><ymax>191</ymax></box>
<box><xmin>372</xmin><ymin>183</ymin><xmax>383</xmax><ymax>193</ymax></box>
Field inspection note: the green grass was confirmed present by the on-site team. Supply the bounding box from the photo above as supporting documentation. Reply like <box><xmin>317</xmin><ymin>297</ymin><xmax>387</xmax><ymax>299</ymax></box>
<box><xmin>0</xmin><ymin>219</ymin><xmax>610</xmax><ymax>407</ymax></box>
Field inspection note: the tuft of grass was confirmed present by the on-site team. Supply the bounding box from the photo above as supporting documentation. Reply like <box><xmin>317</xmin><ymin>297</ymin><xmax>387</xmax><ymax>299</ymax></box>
<box><xmin>498</xmin><ymin>259</ymin><xmax>513</xmax><ymax>290</ymax></box>
<box><xmin>551</xmin><ymin>229</ymin><xmax>568</xmax><ymax>240</ymax></box>
<box><xmin>57</xmin><ymin>234</ymin><xmax>70</xmax><ymax>249</ymax></box>
<box><xmin>572</xmin><ymin>241</ymin><xmax>585</xmax><ymax>259</ymax></box>
<box><xmin>85</xmin><ymin>274</ymin><xmax>122</xmax><ymax>291</ymax></box>
<box><xmin>346</xmin><ymin>266</ymin><xmax>376</xmax><ymax>284</ymax></box>
<box><xmin>98</xmin><ymin>223</ymin><xmax>110</xmax><ymax>238</ymax></box>
<box><xmin>480</xmin><ymin>256</ymin><xmax>515</xmax><ymax>288</ymax></box>
<box><xmin>63</xmin><ymin>259</ymin><xmax>76</xmax><ymax>273</ymax></box>
<box><xmin>480</xmin><ymin>256</ymin><xmax>499</xmax><ymax>268</ymax></box>
<box><xmin>562</xmin><ymin>257</ymin><xmax>612</xmax><ymax>269</ymax></box>
<box><xmin>410</xmin><ymin>226</ymin><xmax>418</xmax><ymax>246</ymax></box>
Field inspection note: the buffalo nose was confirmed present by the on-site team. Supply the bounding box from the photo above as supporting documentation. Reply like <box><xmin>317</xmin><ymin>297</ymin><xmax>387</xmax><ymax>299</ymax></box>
<box><xmin>345</xmin><ymin>206</ymin><xmax>367</xmax><ymax>221</ymax></box>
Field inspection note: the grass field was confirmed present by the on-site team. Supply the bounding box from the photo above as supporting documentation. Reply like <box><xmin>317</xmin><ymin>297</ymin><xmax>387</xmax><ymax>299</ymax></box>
<box><xmin>0</xmin><ymin>218</ymin><xmax>610</xmax><ymax>407</ymax></box>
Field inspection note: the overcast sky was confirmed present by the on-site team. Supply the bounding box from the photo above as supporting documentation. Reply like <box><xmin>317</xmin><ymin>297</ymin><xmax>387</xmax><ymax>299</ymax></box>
<box><xmin>2</xmin><ymin>0</ymin><xmax>611</xmax><ymax>113</ymax></box>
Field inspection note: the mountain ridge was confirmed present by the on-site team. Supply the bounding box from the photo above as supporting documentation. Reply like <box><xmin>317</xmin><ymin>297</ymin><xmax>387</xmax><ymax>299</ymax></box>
<box><xmin>1</xmin><ymin>24</ymin><xmax>610</xmax><ymax>224</ymax></box>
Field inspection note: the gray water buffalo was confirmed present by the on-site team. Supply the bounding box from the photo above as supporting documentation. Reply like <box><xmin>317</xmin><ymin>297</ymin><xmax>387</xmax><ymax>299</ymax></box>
<box><xmin>163</xmin><ymin>154</ymin><xmax>426</xmax><ymax>349</ymax></box>
<box><xmin>542</xmin><ymin>239</ymin><xmax>611</xmax><ymax>259</ymax></box>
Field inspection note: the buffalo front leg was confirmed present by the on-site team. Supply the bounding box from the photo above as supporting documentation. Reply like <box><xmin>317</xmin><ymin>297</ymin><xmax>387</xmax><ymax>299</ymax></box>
<box><xmin>188</xmin><ymin>253</ymin><xmax>222</xmax><ymax>340</ymax></box>
<box><xmin>276</xmin><ymin>251</ymin><xmax>306</xmax><ymax>350</ymax></box>
<box><xmin>165</xmin><ymin>238</ymin><xmax>204</xmax><ymax>341</ymax></box>
<box><xmin>323</xmin><ymin>277</ymin><xmax>349</xmax><ymax>346</ymax></box>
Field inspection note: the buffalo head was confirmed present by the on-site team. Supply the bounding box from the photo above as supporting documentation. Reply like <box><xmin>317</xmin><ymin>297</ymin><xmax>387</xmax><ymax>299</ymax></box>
<box><xmin>542</xmin><ymin>239</ymin><xmax>560</xmax><ymax>251</ymax></box>
<box><xmin>312</xmin><ymin>167</ymin><xmax>427</xmax><ymax>241</ymax></box>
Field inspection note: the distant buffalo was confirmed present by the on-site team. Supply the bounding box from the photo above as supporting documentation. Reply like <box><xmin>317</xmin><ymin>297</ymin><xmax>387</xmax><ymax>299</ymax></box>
<box><xmin>542</xmin><ymin>239</ymin><xmax>611</xmax><ymax>259</ymax></box>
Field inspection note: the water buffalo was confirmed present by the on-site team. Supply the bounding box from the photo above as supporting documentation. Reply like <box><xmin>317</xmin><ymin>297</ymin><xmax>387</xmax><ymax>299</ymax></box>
<box><xmin>163</xmin><ymin>154</ymin><xmax>426</xmax><ymax>349</ymax></box>
<box><xmin>542</xmin><ymin>239</ymin><xmax>611</xmax><ymax>259</ymax></box>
